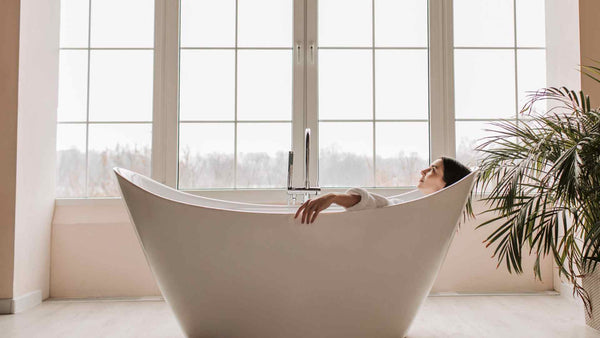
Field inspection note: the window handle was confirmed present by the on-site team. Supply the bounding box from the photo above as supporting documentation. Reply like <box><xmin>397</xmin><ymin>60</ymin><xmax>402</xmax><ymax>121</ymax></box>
<box><xmin>309</xmin><ymin>42</ymin><xmax>315</xmax><ymax>64</ymax></box>
<box><xmin>296</xmin><ymin>42</ymin><xmax>303</xmax><ymax>64</ymax></box>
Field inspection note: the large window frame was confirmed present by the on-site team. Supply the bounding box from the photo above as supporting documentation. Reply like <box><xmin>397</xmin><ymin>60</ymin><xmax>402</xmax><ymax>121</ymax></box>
<box><xmin>56</xmin><ymin>0</ymin><xmax>549</xmax><ymax>201</ymax></box>
<box><xmin>150</xmin><ymin>0</ymin><xmax>455</xmax><ymax>195</ymax></box>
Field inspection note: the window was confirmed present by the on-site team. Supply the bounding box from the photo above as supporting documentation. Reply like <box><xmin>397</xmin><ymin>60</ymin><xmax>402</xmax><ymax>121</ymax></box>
<box><xmin>57</xmin><ymin>0</ymin><xmax>155</xmax><ymax>197</ymax></box>
<box><xmin>453</xmin><ymin>0</ymin><xmax>546</xmax><ymax>166</ymax></box>
<box><xmin>56</xmin><ymin>0</ymin><xmax>547</xmax><ymax>197</ymax></box>
<box><xmin>317</xmin><ymin>0</ymin><xmax>429</xmax><ymax>188</ymax></box>
<box><xmin>178</xmin><ymin>0</ymin><xmax>293</xmax><ymax>189</ymax></box>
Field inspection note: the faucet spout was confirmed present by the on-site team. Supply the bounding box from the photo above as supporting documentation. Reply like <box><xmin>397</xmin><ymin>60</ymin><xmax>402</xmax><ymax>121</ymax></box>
<box><xmin>287</xmin><ymin>151</ymin><xmax>294</xmax><ymax>190</ymax></box>
<box><xmin>305</xmin><ymin>128</ymin><xmax>311</xmax><ymax>189</ymax></box>
<box><xmin>286</xmin><ymin>128</ymin><xmax>320</xmax><ymax>205</ymax></box>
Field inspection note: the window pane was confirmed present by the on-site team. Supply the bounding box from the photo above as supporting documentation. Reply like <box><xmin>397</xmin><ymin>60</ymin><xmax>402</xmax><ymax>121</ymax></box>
<box><xmin>454</xmin><ymin>0</ymin><xmax>514</xmax><ymax>47</ymax></box>
<box><xmin>90</xmin><ymin>0</ymin><xmax>154</xmax><ymax>48</ymax></box>
<box><xmin>180</xmin><ymin>50</ymin><xmax>235</xmax><ymax>121</ymax></box>
<box><xmin>319</xmin><ymin>0</ymin><xmax>372</xmax><ymax>47</ymax></box>
<box><xmin>180</xmin><ymin>0</ymin><xmax>235</xmax><ymax>48</ymax></box>
<box><xmin>56</xmin><ymin>124</ymin><xmax>86</xmax><ymax>197</ymax></box>
<box><xmin>59</xmin><ymin>0</ymin><xmax>89</xmax><ymax>48</ymax></box>
<box><xmin>375</xmin><ymin>50</ymin><xmax>428</xmax><ymax>120</ymax></box>
<box><xmin>516</xmin><ymin>0</ymin><xmax>546</xmax><ymax>47</ymax></box>
<box><xmin>237</xmin><ymin>50</ymin><xmax>292</xmax><ymax>121</ymax></box>
<box><xmin>518</xmin><ymin>49</ymin><xmax>547</xmax><ymax>114</ymax></box>
<box><xmin>238</xmin><ymin>0</ymin><xmax>293</xmax><ymax>47</ymax></box>
<box><xmin>236</xmin><ymin>123</ymin><xmax>291</xmax><ymax>188</ymax></box>
<box><xmin>87</xmin><ymin>124</ymin><xmax>152</xmax><ymax>197</ymax></box>
<box><xmin>375</xmin><ymin>122</ymin><xmax>429</xmax><ymax>187</ymax></box>
<box><xmin>88</xmin><ymin>50</ymin><xmax>154</xmax><ymax>122</ymax></box>
<box><xmin>319</xmin><ymin>50</ymin><xmax>372</xmax><ymax>120</ymax></box>
<box><xmin>455</xmin><ymin>121</ymin><xmax>498</xmax><ymax>167</ymax></box>
<box><xmin>454</xmin><ymin>50</ymin><xmax>516</xmax><ymax>119</ymax></box>
<box><xmin>179</xmin><ymin>123</ymin><xmax>234</xmax><ymax>189</ymax></box>
<box><xmin>57</xmin><ymin>50</ymin><xmax>88</xmax><ymax>122</ymax></box>
<box><xmin>374</xmin><ymin>0</ymin><xmax>427</xmax><ymax>47</ymax></box>
<box><xmin>319</xmin><ymin>122</ymin><xmax>374</xmax><ymax>187</ymax></box>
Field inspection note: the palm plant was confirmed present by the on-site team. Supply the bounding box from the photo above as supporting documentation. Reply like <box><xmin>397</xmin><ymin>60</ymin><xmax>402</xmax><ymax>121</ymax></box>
<box><xmin>470</xmin><ymin>66</ymin><xmax>600</xmax><ymax>317</ymax></box>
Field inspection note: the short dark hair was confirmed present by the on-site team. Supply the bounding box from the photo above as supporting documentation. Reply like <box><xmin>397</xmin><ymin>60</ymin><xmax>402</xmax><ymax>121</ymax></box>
<box><xmin>441</xmin><ymin>157</ymin><xmax>471</xmax><ymax>187</ymax></box>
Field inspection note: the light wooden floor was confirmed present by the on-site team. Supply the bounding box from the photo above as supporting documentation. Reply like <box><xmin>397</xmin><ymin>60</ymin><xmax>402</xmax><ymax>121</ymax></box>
<box><xmin>1</xmin><ymin>295</ymin><xmax>599</xmax><ymax>337</ymax></box>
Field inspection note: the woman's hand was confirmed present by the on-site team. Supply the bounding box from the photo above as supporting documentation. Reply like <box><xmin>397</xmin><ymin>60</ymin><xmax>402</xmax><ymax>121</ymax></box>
<box><xmin>294</xmin><ymin>193</ymin><xmax>337</xmax><ymax>224</ymax></box>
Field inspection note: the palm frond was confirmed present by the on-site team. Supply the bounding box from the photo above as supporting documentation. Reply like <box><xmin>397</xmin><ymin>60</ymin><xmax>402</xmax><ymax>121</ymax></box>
<box><xmin>474</xmin><ymin>83</ymin><xmax>600</xmax><ymax>316</ymax></box>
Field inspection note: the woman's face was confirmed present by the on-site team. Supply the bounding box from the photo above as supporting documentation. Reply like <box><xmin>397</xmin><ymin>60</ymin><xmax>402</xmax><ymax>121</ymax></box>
<box><xmin>417</xmin><ymin>158</ymin><xmax>446</xmax><ymax>194</ymax></box>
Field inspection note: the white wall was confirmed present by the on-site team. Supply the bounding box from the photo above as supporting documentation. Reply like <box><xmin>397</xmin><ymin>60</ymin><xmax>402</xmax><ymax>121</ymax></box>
<box><xmin>12</xmin><ymin>0</ymin><xmax>60</xmax><ymax>300</ymax></box>
<box><xmin>51</xmin><ymin>200</ymin><xmax>161</xmax><ymax>298</ymax></box>
<box><xmin>547</xmin><ymin>0</ymin><xmax>581</xmax><ymax>91</ymax></box>
<box><xmin>0</xmin><ymin>0</ymin><xmax>59</xmax><ymax>313</ymax></box>
<box><xmin>545</xmin><ymin>0</ymin><xmax>582</xmax><ymax>291</ymax></box>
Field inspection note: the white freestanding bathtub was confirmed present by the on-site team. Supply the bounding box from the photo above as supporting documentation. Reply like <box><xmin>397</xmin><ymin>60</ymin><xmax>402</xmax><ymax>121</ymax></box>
<box><xmin>114</xmin><ymin>168</ymin><xmax>477</xmax><ymax>338</ymax></box>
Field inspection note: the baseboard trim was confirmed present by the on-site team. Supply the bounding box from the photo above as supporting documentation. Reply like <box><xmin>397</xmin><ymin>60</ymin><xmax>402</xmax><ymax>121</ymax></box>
<box><xmin>0</xmin><ymin>290</ymin><xmax>42</xmax><ymax>314</ymax></box>
<box><xmin>46</xmin><ymin>296</ymin><xmax>164</xmax><ymax>303</ymax></box>
<box><xmin>429</xmin><ymin>291</ymin><xmax>559</xmax><ymax>297</ymax></box>
<box><xmin>43</xmin><ymin>292</ymin><xmax>562</xmax><ymax>303</ymax></box>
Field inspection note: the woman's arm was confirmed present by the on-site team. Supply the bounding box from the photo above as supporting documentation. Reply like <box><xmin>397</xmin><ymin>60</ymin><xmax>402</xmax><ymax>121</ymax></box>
<box><xmin>295</xmin><ymin>188</ymin><xmax>397</xmax><ymax>224</ymax></box>
<box><xmin>294</xmin><ymin>192</ymin><xmax>361</xmax><ymax>224</ymax></box>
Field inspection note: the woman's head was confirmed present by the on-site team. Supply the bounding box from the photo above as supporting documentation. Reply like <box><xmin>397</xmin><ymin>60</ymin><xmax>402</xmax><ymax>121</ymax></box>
<box><xmin>417</xmin><ymin>157</ymin><xmax>471</xmax><ymax>194</ymax></box>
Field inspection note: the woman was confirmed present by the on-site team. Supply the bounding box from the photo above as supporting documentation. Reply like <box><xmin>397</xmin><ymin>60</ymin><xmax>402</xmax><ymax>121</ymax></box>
<box><xmin>294</xmin><ymin>157</ymin><xmax>471</xmax><ymax>224</ymax></box>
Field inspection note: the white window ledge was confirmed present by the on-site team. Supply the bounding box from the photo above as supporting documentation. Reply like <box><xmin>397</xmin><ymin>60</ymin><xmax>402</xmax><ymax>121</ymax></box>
<box><xmin>54</xmin><ymin>187</ymin><xmax>418</xmax><ymax>207</ymax></box>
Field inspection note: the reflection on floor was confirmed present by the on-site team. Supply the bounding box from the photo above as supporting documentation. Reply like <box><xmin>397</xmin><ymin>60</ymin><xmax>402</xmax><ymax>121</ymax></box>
<box><xmin>0</xmin><ymin>294</ymin><xmax>599</xmax><ymax>337</ymax></box>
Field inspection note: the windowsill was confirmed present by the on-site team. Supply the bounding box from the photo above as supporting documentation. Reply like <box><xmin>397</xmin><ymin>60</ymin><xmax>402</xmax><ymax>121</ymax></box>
<box><xmin>54</xmin><ymin>186</ymin><xmax>419</xmax><ymax>206</ymax></box>
<box><xmin>53</xmin><ymin>184</ymin><xmax>499</xmax><ymax>208</ymax></box>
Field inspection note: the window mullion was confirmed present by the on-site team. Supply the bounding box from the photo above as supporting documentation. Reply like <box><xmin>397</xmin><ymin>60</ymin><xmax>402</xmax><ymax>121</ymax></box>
<box><xmin>305</xmin><ymin>0</ymin><xmax>319</xmax><ymax>188</ymax></box>
<box><xmin>290</xmin><ymin>0</ymin><xmax>306</xmax><ymax>190</ymax></box>
<box><xmin>152</xmin><ymin>0</ymin><xmax>179</xmax><ymax>188</ymax></box>
<box><xmin>428</xmin><ymin>0</ymin><xmax>455</xmax><ymax>161</ymax></box>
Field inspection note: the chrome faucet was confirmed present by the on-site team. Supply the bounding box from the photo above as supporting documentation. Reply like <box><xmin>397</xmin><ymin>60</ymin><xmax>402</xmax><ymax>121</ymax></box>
<box><xmin>287</xmin><ymin>128</ymin><xmax>321</xmax><ymax>204</ymax></box>
<box><xmin>304</xmin><ymin>127</ymin><xmax>311</xmax><ymax>189</ymax></box>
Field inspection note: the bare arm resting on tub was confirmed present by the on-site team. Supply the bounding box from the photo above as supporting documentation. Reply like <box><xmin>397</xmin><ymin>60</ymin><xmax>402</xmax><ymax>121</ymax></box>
<box><xmin>294</xmin><ymin>188</ymin><xmax>407</xmax><ymax>224</ymax></box>
<box><xmin>294</xmin><ymin>192</ymin><xmax>359</xmax><ymax>224</ymax></box>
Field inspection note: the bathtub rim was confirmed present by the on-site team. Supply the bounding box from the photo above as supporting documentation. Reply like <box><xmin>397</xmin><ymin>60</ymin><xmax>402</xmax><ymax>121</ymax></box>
<box><xmin>113</xmin><ymin>167</ymin><xmax>479</xmax><ymax>216</ymax></box>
